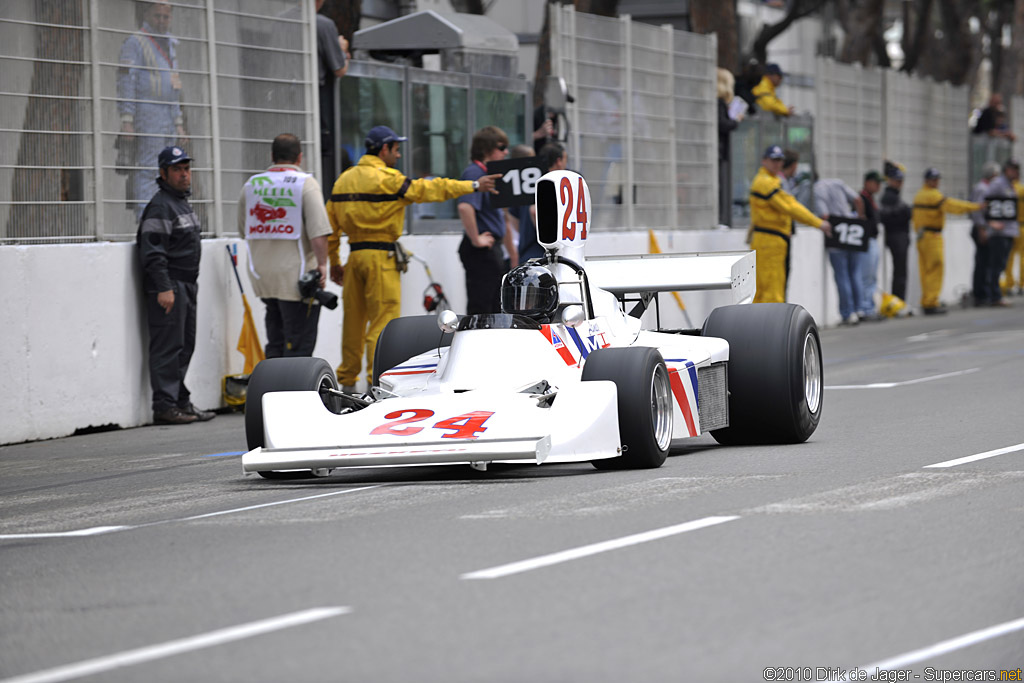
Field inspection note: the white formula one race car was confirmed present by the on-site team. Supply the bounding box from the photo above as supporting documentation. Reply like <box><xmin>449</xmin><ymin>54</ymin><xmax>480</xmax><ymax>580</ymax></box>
<box><xmin>242</xmin><ymin>171</ymin><xmax>823</xmax><ymax>479</ymax></box>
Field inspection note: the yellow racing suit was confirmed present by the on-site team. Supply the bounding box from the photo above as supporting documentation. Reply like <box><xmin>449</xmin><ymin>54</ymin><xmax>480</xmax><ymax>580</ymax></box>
<box><xmin>751</xmin><ymin>76</ymin><xmax>790</xmax><ymax>116</ymax></box>
<box><xmin>748</xmin><ymin>166</ymin><xmax>822</xmax><ymax>303</ymax></box>
<box><xmin>911</xmin><ymin>186</ymin><xmax>980</xmax><ymax>309</ymax></box>
<box><xmin>1001</xmin><ymin>180</ymin><xmax>1024</xmax><ymax>294</ymax></box>
<box><xmin>326</xmin><ymin>154</ymin><xmax>474</xmax><ymax>385</ymax></box>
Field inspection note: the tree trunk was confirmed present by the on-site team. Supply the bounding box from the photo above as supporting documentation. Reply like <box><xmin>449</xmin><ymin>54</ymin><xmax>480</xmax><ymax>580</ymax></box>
<box><xmin>690</xmin><ymin>0</ymin><xmax>740</xmax><ymax>72</ymax></box>
<box><xmin>999</xmin><ymin>0</ymin><xmax>1024</xmax><ymax>100</ymax></box>
<box><xmin>321</xmin><ymin>0</ymin><xmax>361</xmax><ymax>44</ymax></box>
<box><xmin>8</xmin><ymin>1</ymin><xmax>88</xmax><ymax>240</ymax></box>
<box><xmin>901</xmin><ymin>0</ymin><xmax>934</xmax><ymax>74</ymax></box>
<box><xmin>934</xmin><ymin>0</ymin><xmax>977</xmax><ymax>86</ymax></box>
<box><xmin>838</xmin><ymin>0</ymin><xmax>886</xmax><ymax>66</ymax></box>
<box><xmin>750</xmin><ymin>0</ymin><xmax>827</xmax><ymax>65</ymax></box>
<box><xmin>574</xmin><ymin>0</ymin><xmax>619</xmax><ymax>17</ymax></box>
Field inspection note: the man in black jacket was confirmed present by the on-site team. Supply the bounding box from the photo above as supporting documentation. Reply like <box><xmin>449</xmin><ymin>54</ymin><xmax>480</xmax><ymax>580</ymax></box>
<box><xmin>880</xmin><ymin>161</ymin><xmax>912</xmax><ymax>303</ymax></box>
<box><xmin>137</xmin><ymin>146</ymin><xmax>215</xmax><ymax>425</ymax></box>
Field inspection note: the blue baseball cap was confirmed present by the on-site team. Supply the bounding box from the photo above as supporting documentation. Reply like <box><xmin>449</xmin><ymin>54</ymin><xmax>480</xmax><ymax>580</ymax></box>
<box><xmin>765</xmin><ymin>63</ymin><xmax>783</xmax><ymax>76</ymax></box>
<box><xmin>158</xmin><ymin>146</ymin><xmax>191</xmax><ymax>168</ymax></box>
<box><xmin>763</xmin><ymin>145</ymin><xmax>785</xmax><ymax>160</ymax></box>
<box><xmin>924</xmin><ymin>167</ymin><xmax>941</xmax><ymax>180</ymax></box>
<box><xmin>365</xmin><ymin>125</ymin><xmax>407</xmax><ymax>149</ymax></box>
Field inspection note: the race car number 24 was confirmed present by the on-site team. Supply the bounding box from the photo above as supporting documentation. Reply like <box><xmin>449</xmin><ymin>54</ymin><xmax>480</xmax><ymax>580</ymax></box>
<box><xmin>370</xmin><ymin>410</ymin><xmax>494</xmax><ymax>439</ymax></box>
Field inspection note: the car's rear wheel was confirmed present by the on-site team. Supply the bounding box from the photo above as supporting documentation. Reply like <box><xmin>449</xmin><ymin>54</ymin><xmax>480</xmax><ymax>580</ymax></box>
<box><xmin>245</xmin><ymin>357</ymin><xmax>340</xmax><ymax>479</ymax></box>
<box><xmin>582</xmin><ymin>347</ymin><xmax>672</xmax><ymax>469</ymax></box>
<box><xmin>372</xmin><ymin>315</ymin><xmax>454</xmax><ymax>387</ymax></box>
<box><xmin>702</xmin><ymin>303</ymin><xmax>822</xmax><ymax>445</ymax></box>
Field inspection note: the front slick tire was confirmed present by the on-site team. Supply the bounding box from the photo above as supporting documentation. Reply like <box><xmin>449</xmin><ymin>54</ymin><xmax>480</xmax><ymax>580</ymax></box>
<box><xmin>582</xmin><ymin>347</ymin><xmax>672</xmax><ymax>470</ymax></box>
<box><xmin>702</xmin><ymin>303</ymin><xmax>822</xmax><ymax>445</ymax></box>
<box><xmin>245</xmin><ymin>357</ymin><xmax>340</xmax><ymax>479</ymax></box>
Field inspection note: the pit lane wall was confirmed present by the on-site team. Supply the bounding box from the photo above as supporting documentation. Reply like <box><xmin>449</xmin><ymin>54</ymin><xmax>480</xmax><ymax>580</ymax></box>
<box><xmin>0</xmin><ymin>223</ymin><xmax>974</xmax><ymax>445</ymax></box>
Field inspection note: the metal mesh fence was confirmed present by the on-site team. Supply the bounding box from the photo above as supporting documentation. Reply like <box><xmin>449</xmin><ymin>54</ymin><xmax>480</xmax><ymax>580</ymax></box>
<box><xmin>551</xmin><ymin>5</ymin><xmax>717</xmax><ymax>231</ymax></box>
<box><xmin>0</xmin><ymin>0</ymin><xmax>315</xmax><ymax>244</ymax></box>
<box><xmin>814</xmin><ymin>58</ymin><xmax>883</xmax><ymax>189</ymax></box>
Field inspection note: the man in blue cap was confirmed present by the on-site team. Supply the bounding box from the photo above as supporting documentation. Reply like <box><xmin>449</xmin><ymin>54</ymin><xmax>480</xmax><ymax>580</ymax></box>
<box><xmin>752</xmin><ymin>63</ymin><xmax>794</xmax><ymax>117</ymax></box>
<box><xmin>326</xmin><ymin>125</ymin><xmax>500</xmax><ymax>391</ymax></box>
<box><xmin>137</xmin><ymin>145</ymin><xmax>215</xmax><ymax>425</ymax></box>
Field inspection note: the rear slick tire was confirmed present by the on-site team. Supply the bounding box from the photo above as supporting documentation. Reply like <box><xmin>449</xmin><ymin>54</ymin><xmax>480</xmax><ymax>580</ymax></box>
<box><xmin>702</xmin><ymin>303</ymin><xmax>822</xmax><ymax>445</ymax></box>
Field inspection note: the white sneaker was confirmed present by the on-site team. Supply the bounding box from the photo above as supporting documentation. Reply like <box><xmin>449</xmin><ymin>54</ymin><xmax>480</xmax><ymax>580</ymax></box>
<box><xmin>842</xmin><ymin>313</ymin><xmax>859</xmax><ymax>326</ymax></box>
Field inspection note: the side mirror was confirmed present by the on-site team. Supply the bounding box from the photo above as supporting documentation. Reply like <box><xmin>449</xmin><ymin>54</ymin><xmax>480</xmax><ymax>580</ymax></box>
<box><xmin>561</xmin><ymin>305</ymin><xmax>585</xmax><ymax>328</ymax></box>
<box><xmin>437</xmin><ymin>309</ymin><xmax>459</xmax><ymax>333</ymax></box>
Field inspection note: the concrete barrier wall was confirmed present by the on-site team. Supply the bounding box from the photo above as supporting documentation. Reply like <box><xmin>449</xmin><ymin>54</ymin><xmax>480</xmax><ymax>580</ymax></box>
<box><xmin>0</xmin><ymin>221</ymin><xmax>974</xmax><ymax>445</ymax></box>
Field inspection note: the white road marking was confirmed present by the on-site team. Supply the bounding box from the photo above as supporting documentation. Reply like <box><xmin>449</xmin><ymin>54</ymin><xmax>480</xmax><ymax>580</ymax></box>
<box><xmin>461</xmin><ymin>515</ymin><xmax>739</xmax><ymax>580</ymax></box>
<box><xmin>924</xmin><ymin>442</ymin><xmax>1024</xmax><ymax>469</ymax></box>
<box><xmin>826</xmin><ymin>367</ymin><xmax>979</xmax><ymax>389</ymax></box>
<box><xmin>860</xmin><ymin>615</ymin><xmax>1024</xmax><ymax>672</ymax></box>
<box><xmin>0</xmin><ymin>486</ymin><xmax>380</xmax><ymax>541</ymax></box>
<box><xmin>0</xmin><ymin>607</ymin><xmax>351</xmax><ymax>683</ymax></box>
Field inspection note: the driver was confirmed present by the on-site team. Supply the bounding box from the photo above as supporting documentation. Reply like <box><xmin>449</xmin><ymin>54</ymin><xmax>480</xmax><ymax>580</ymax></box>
<box><xmin>501</xmin><ymin>263</ymin><xmax>559</xmax><ymax>323</ymax></box>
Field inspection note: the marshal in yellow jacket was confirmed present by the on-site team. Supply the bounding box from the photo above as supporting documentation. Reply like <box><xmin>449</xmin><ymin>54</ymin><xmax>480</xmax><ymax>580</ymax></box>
<box><xmin>911</xmin><ymin>185</ymin><xmax>980</xmax><ymax>310</ymax></box>
<box><xmin>911</xmin><ymin>186</ymin><xmax>979</xmax><ymax>231</ymax></box>
<box><xmin>752</xmin><ymin>76</ymin><xmax>791</xmax><ymax>117</ymax></box>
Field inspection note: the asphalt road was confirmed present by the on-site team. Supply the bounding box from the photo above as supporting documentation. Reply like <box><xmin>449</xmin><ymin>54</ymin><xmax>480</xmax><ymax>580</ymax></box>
<box><xmin>2</xmin><ymin>303</ymin><xmax>1023</xmax><ymax>683</ymax></box>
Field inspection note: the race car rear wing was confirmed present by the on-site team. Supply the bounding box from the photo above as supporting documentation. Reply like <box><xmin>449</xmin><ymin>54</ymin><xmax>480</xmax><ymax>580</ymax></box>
<box><xmin>583</xmin><ymin>250</ymin><xmax>755</xmax><ymax>305</ymax></box>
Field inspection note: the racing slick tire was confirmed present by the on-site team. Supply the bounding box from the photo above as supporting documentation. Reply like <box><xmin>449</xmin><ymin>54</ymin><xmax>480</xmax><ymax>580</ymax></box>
<box><xmin>582</xmin><ymin>347</ymin><xmax>672</xmax><ymax>469</ymax></box>
<box><xmin>245</xmin><ymin>357</ymin><xmax>341</xmax><ymax>479</ymax></box>
<box><xmin>702</xmin><ymin>303</ymin><xmax>822</xmax><ymax>445</ymax></box>
<box><xmin>372</xmin><ymin>315</ymin><xmax>454</xmax><ymax>387</ymax></box>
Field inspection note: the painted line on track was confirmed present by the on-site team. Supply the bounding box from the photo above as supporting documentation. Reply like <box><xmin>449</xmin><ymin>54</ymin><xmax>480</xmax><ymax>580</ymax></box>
<box><xmin>202</xmin><ymin>450</ymin><xmax>246</xmax><ymax>458</ymax></box>
<box><xmin>0</xmin><ymin>486</ymin><xmax>381</xmax><ymax>541</ymax></box>
<box><xmin>0</xmin><ymin>607</ymin><xmax>351</xmax><ymax>683</ymax></box>
<box><xmin>924</xmin><ymin>442</ymin><xmax>1024</xmax><ymax>469</ymax></box>
<box><xmin>826</xmin><ymin>368</ymin><xmax>979</xmax><ymax>390</ymax></box>
<box><xmin>860</xmin><ymin>615</ymin><xmax>1024</xmax><ymax>672</ymax></box>
<box><xmin>461</xmin><ymin>515</ymin><xmax>739</xmax><ymax>580</ymax></box>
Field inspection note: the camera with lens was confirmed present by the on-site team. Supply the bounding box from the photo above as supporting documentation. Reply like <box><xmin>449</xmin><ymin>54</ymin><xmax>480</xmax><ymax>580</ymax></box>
<box><xmin>297</xmin><ymin>269</ymin><xmax>338</xmax><ymax>310</ymax></box>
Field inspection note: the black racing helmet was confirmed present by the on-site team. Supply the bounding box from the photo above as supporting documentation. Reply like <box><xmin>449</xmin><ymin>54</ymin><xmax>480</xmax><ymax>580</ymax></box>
<box><xmin>501</xmin><ymin>264</ymin><xmax>558</xmax><ymax>321</ymax></box>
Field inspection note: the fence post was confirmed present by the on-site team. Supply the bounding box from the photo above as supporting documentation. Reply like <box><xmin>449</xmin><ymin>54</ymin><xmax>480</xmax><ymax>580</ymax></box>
<box><xmin>664</xmin><ymin>24</ymin><xmax>678</xmax><ymax>229</ymax></box>
<box><xmin>204</xmin><ymin>1</ymin><xmax>223</xmax><ymax>235</ymax></box>
<box><xmin>622</xmin><ymin>15</ymin><xmax>633</xmax><ymax>230</ymax></box>
<box><xmin>89</xmin><ymin>0</ymin><xmax>105</xmax><ymax>240</ymax></box>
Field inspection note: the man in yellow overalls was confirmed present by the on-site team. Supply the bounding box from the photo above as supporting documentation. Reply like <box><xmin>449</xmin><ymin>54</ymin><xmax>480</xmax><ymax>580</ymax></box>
<box><xmin>1000</xmin><ymin>165</ymin><xmax>1024</xmax><ymax>296</ymax></box>
<box><xmin>912</xmin><ymin>167</ymin><xmax>981</xmax><ymax>314</ymax></box>
<box><xmin>748</xmin><ymin>145</ymin><xmax>831</xmax><ymax>303</ymax></box>
<box><xmin>751</xmin><ymin>64</ymin><xmax>794</xmax><ymax>117</ymax></box>
<box><xmin>326</xmin><ymin>125</ymin><xmax>499</xmax><ymax>391</ymax></box>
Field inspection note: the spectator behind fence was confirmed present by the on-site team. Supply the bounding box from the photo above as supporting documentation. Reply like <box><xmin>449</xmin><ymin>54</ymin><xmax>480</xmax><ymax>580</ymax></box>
<box><xmin>717</xmin><ymin>68</ymin><xmax>743</xmax><ymax>227</ymax></box>
<box><xmin>814</xmin><ymin>177</ymin><xmax>866</xmax><ymax>325</ymax></box>
<box><xmin>316</xmin><ymin>0</ymin><xmax>348</xmax><ymax>183</ymax></box>
<box><xmin>781</xmin><ymin>149</ymin><xmax>812</xmax><ymax>208</ymax></box>
<box><xmin>859</xmin><ymin>170</ymin><xmax>884</xmax><ymax>320</ymax></box>
<box><xmin>748</xmin><ymin>145</ymin><xmax>831</xmax><ymax>304</ymax></box>
<box><xmin>238</xmin><ymin>134</ymin><xmax>331</xmax><ymax>358</ymax></box>
<box><xmin>912</xmin><ymin>167</ymin><xmax>982</xmax><ymax>315</ymax></box>
<box><xmin>977</xmin><ymin>160</ymin><xmax>1020</xmax><ymax>307</ymax></box>
<box><xmin>970</xmin><ymin>161</ymin><xmax>1001</xmax><ymax>306</ymax></box>
<box><xmin>751</xmin><ymin>63</ymin><xmax>794</xmax><ymax>117</ymax></box>
<box><xmin>117</xmin><ymin>1</ymin><xmax>185</xmax><ymax>219</ymax></box>
<box><xmin>973</xmin><ymin>93</ymin><xmax>1016</xmax><ymax>142</ymax></box>
<box><xmin>136</xmin><ymin>146</ymin><xmax>214</xmax><ymax>425</ymax></box>
<box><xmin>1001</xmin><ymin>167</ymin><xmax>1024</xmax><ymax>296</ymax></box>
<box><xmin>458</xmin><ymin>126</ymin><xmax>514</xmax><ymax>315</ymax></box>
<box><xmin>880</xmin><ymin>161</ymin><xmax>912</xmax><ymax>304</ymax></box>
<box><xmin>326</xmin><ymin>125</ymin><xmax>499</xmax><ymax>392</ymax></box>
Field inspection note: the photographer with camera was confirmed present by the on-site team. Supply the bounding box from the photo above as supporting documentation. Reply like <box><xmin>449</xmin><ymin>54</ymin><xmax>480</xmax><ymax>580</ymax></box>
<box><xmin>238</xmin><ymin>133</ymin><xmax>333</xmax><ymax>358</ymax></box>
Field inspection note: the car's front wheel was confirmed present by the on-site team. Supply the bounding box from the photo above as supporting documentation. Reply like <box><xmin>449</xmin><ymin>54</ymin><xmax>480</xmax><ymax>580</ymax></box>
<box><xmin>245</xmin><ymin>357</ymin><xmax>340</xmax><ymax>479</ymax></box>
<box><xmin>582</xmin><ymin>347</ymin><xmax>672</xmax><ymax>469</ymax></box>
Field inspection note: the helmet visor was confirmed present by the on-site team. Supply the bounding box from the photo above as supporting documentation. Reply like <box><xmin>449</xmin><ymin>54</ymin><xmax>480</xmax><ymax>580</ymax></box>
<box><xmin>501</xmin><ymin>283</ymin><xmax>557</xmax><ymax>317</ymax></box>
